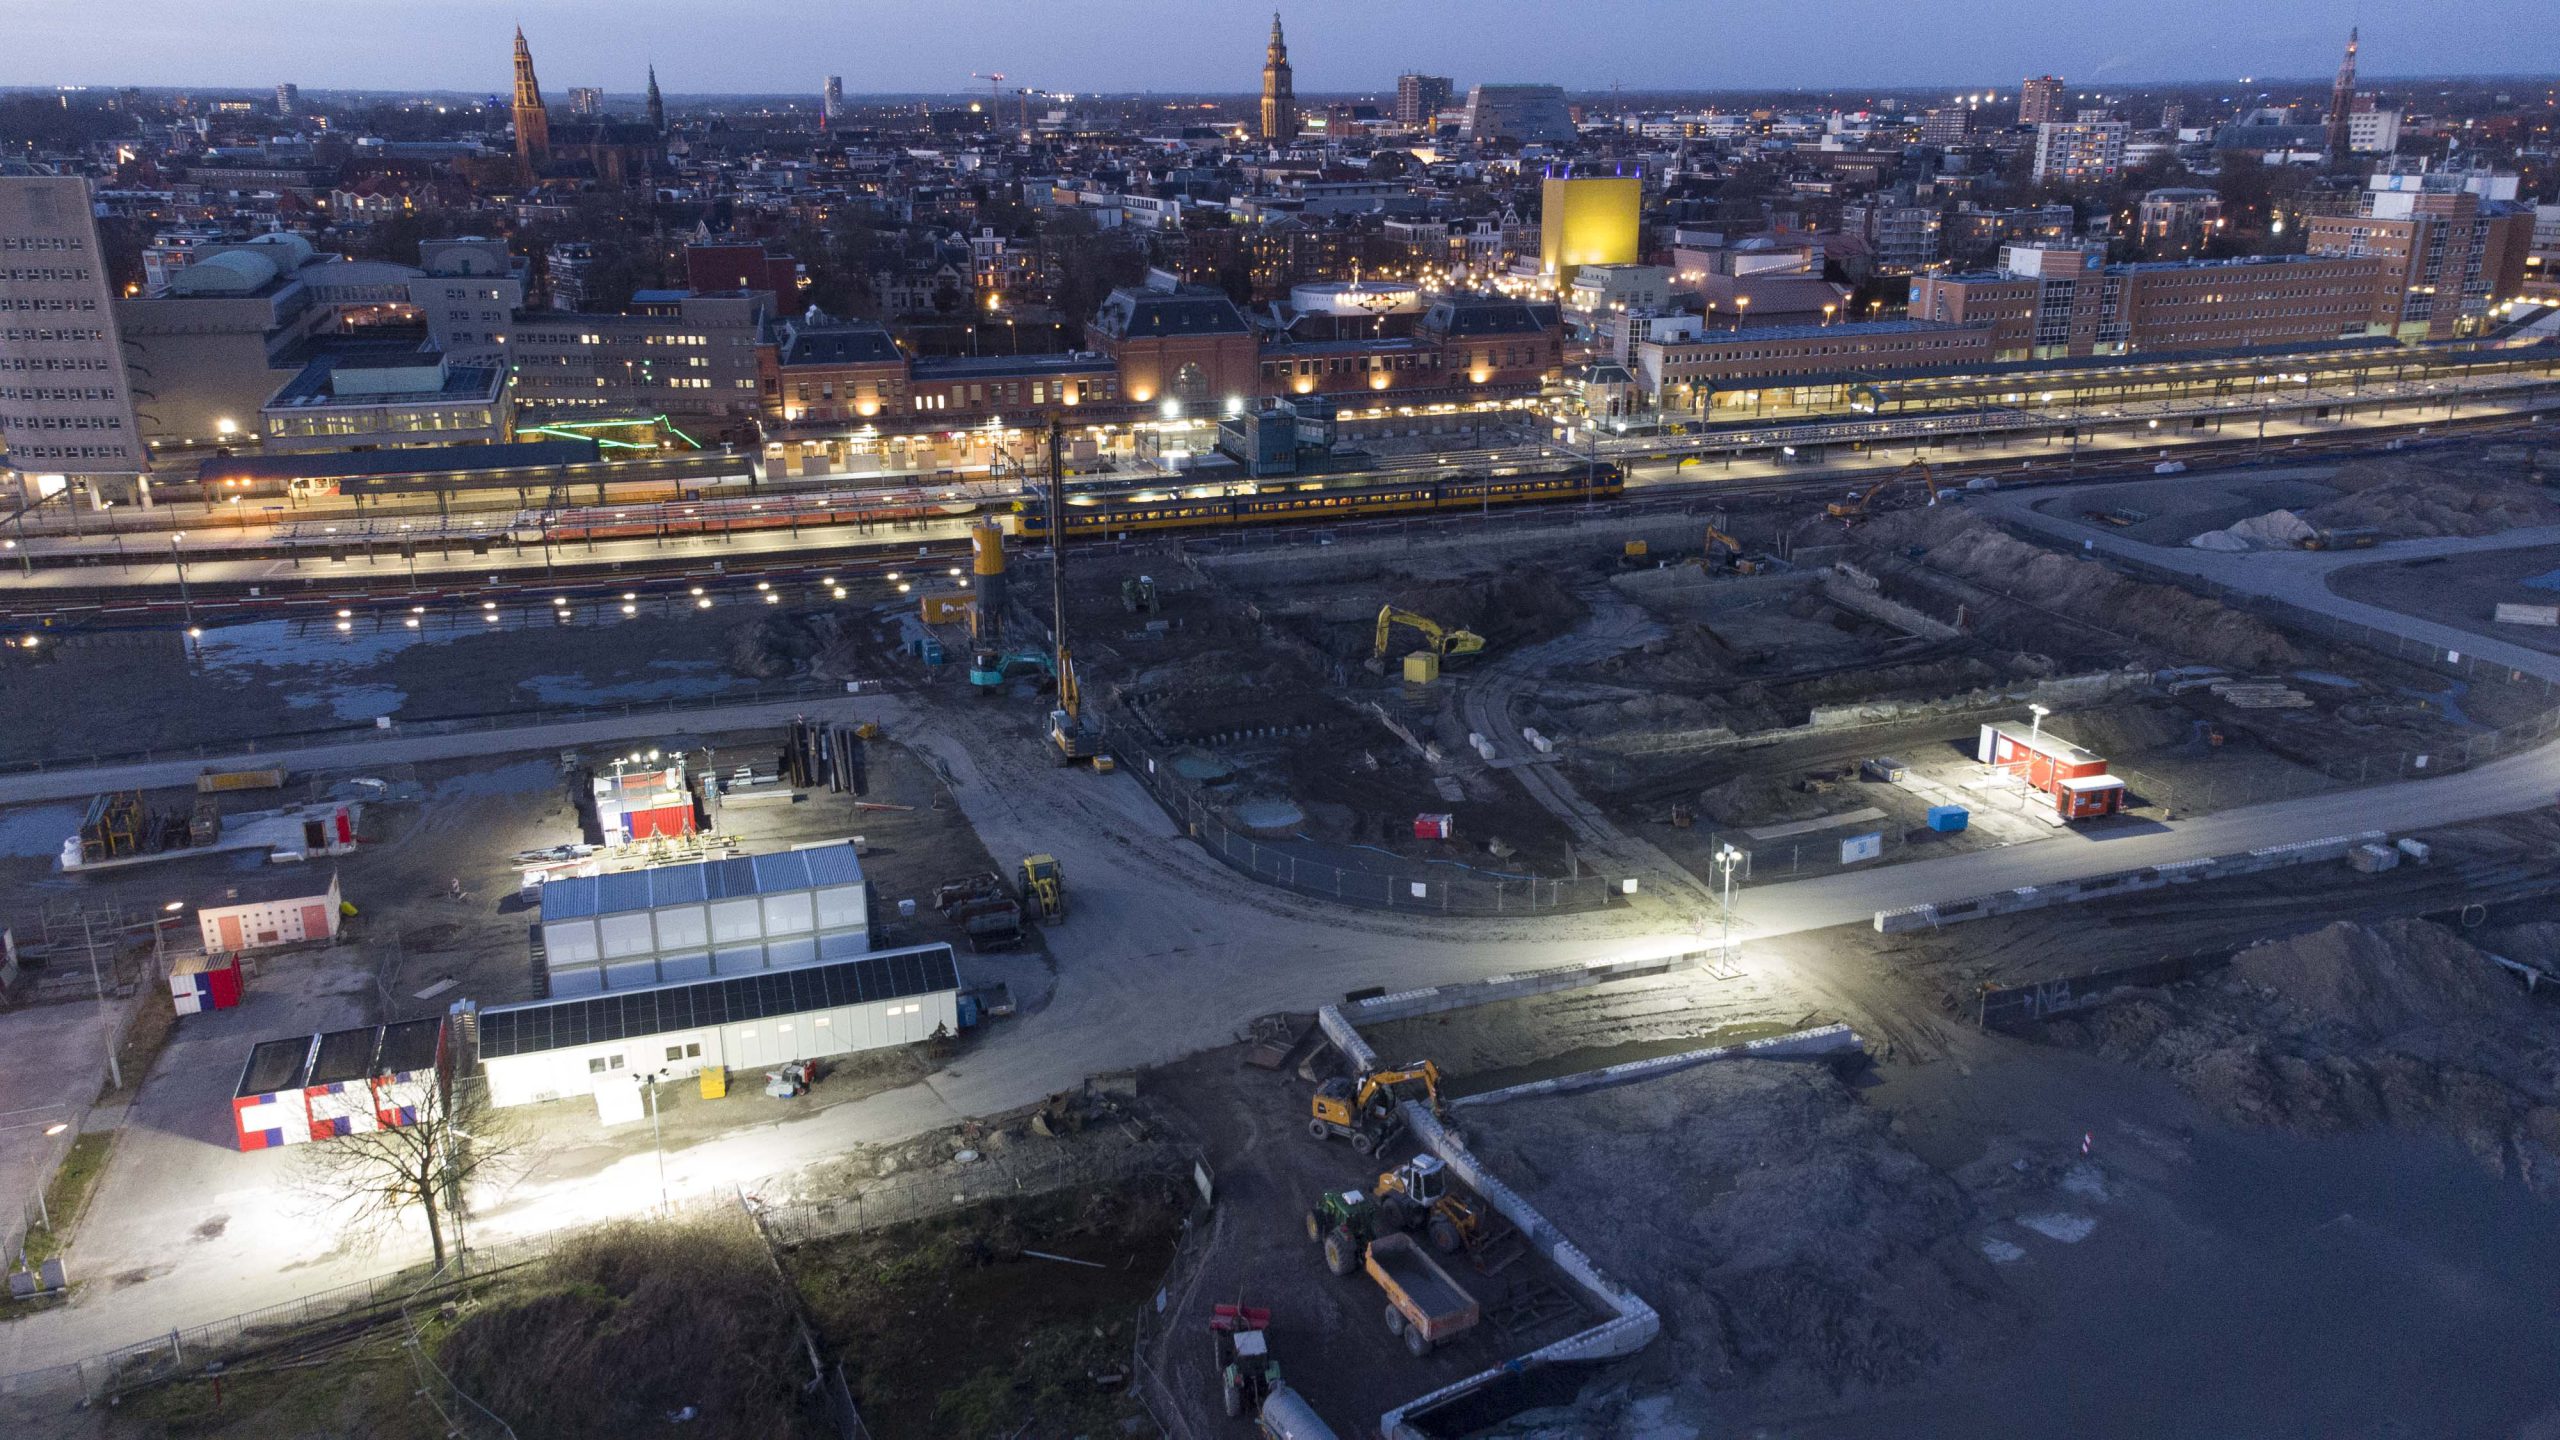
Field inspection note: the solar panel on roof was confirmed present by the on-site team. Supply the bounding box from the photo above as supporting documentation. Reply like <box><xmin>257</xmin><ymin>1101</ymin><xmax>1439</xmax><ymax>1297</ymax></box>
<box><xmin>478</xmin><ymin>944</ymin><xmax>959</xmax><ymax>1059</ymax></box>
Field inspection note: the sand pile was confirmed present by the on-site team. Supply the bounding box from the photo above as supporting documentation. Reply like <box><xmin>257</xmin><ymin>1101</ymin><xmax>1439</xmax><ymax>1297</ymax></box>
<box><xmin>2301</xmin><ymin>456</ymin><xmax>2560</xmax><ymax>538</ymax></box>
<box><xmin>2186</xmin><ymin>508</ymin><xmax>2315</xmax><ymax>551</ymax></box>
<box><xmin>2231</xmin><ymin>918</ymin><xmax>2527</xmax><ymax>1038</ymax></box>
<box><xmin>1467</xmin><ymin>1062</ymin><xmax>2001</xmax><ymax>1414</ymax></box>
<box><xmin>1871</xmin><ymin>508</ymin><xmax>2302</xmax><ymax>669</ymax></box>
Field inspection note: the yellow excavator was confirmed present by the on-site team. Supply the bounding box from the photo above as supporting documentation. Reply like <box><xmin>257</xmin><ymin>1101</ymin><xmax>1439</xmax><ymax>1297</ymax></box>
<box><xmin>1702</xmin><ymin>525</ymin><xmax>1761</xmax><ymax>575</ymax></box>
<box><xmin>1372</xmin><ymin>607</ymin><xmax>1486</xmax><ymax>664</ymax></box>
<box><xmin>1309</xmin><ymin>1061</ymin><xmax>1444</xmax><ymax>1154</ymax></box>
<box><xmin>1825</xmin><ymin>460</ymin><xmax>1943</xmax><ymax>521</ymax></box>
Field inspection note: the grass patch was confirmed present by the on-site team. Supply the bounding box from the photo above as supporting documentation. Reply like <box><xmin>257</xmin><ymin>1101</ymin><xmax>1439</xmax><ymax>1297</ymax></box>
<box><xmin>20</xmin><ymin>1130</ymin><xmax>114</xmax><ymax>1267</ymax></box>
<box><xmin>436</xmin><ymin>1215</ymin><xmax>811</xmax><ymax>1439</ymax></box>
<box><xmin>99</xmin><ymin>984</ymin><xmax>178</xmax><ymax>1108</ymax></box>
<box><xmin>107</xmin><ymin>1335</ymin><xmax>441</xmax><ymax>1440</ymax></box>
<box><xmin>793</xmin><ymin>1172</ymin><xmax>1189</xmax><ymax>1439</ymax></box>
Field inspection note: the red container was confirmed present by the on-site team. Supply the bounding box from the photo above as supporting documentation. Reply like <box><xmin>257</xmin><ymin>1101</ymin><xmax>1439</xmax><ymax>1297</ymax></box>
<box><xmin>1414</xmin><ymin>813</ymin><xmax>1454</xmax><ymax>840</ymax></box>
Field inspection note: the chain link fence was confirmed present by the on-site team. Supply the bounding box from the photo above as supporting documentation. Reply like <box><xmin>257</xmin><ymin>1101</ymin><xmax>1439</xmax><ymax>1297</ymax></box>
<box><xmin>1112</xmin><ymin>734</ymin><xmax>1618</xmax><ymax>915</ymax></box>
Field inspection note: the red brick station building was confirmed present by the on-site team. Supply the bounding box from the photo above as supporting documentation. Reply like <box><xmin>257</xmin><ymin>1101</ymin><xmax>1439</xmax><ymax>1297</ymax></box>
<box><xmin>756</xmin><ymin>282</ymin><xmax>1562</xmax><ymax>476</ymax></box>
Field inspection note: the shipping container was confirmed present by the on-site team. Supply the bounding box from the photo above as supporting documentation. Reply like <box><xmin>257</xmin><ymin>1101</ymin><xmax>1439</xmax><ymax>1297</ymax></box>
<box><xmin>168</xmin><ymin>952</ymin><xmax>244</xmax><ymax>1015</ymax></box>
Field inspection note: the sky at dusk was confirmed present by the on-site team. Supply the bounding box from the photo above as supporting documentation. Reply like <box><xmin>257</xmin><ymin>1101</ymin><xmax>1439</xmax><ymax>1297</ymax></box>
<box><xmin>4</xmin><ymin>0</ymin><xmax>2553</xmax><ymax>96</ymax></box>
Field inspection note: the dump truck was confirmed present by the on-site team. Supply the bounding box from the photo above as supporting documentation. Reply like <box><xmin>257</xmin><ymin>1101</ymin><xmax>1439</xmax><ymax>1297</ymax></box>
<box><xmin>1365</xmin><ymin>1232</ymin><xmax>1480</xmax><ymax>1357</ymax></box>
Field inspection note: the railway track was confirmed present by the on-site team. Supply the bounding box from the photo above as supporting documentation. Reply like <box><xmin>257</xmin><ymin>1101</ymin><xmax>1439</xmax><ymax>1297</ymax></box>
<box><xmin>0</xmin><ymin>406</ymin><xmax>2542</xmax><ymax>630</ymax></box>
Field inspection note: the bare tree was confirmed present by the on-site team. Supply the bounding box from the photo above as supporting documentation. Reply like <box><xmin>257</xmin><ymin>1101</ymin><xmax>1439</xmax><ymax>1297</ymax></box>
<box><xmin>295</xmin><ymin>1078</ymin><xmax>518</xmax><ymax>1272</ymax></box>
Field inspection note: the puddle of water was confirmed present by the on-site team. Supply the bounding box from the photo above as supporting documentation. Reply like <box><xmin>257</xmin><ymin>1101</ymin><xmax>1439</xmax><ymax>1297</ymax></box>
<box><xmin>0</xmin><ymin>802</ymin><xmax>82</xmax><ymax>858</ymax></box>
<box><xmin>518</xmin><ymin>662</ymin><xmax>738</xmax><ymax>707</ymax></box>
<box><xmin>1445</xmin><ymin>1020</ymin><xmax>1809</xmax><ymax>1098</ymax></box>
<box><xmin>2290</xmin><ymin>671</ymin><xmax>2360</xmax><ymax>689</ymax></box>
<box><xmin>2522</xmin><ymin>568</ymin><xmax>2560</xmax><ymax>593</ymax></box>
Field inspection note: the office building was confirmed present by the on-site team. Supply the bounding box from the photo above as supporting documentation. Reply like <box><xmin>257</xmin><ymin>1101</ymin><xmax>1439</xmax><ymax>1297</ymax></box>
<box><xmin>1639</xmin><ymin>320</ymin><xmax>1999</xmax><ymax>412</ymax></box>
<box><xmin>823</xmin><ymin>75</ymin><xmax>844</xmax><ymax>126</ymax></box>
<box><xmin>1396</xmin><ymin>73</ymin><xmax>1453</xmax><ymax>128</ymax></box>
<box><xmin>260</xmin><ymin>350</ymin><xmax>509</xmax><ymax>455</ymax></box>
<box><xmin>567</xmin><ymin>86</ymin><xmax>602</xmax><ymax>117</ymax></box>
<box><xmin>1540</xmin><ymin>171</ymin><xmax>1641</xmax><ymax>287</ymax></box>
<box><xmin>0</xmin><ymin>173</ymin><xmax>148</xmax><ymax>501</ymax></box>
<box><xmin>511</xmin><ymin>28</ymin><xmax>551</xmax><ymax>177</ymax></box>
<box><xmin>1919</xmin><ymin>106</ymin><xmax>1978</xmax><ymax>146</ymax></box>
<box><xmin>1909</xmin><ymin>245</ymin><xmax>2396</xmax><ymax>359</ymax></box>
<box><xmin>1464</xmin><ymin>84</ymin><xmax>1574</xmax><ymax>146</ymax></box>
<box><xmin>1260</xmin><ymin>13</ymin><xmax>1298</xmax><ymax>143</ymax></box>
<box><xmin>2306</xmin><ymin>168</ymin><xmax>2535</xmax><ymax>339</ymax></box>
<box><xmin>274</xmin><ymin>83</ymin><xmax>300</xmax><ymax>117</ymax></box>
<box><xmin>2031</xmin><ymin>120</ymin><xmax>2127</xmax><ymax>186</ymax></box>
<box><xmin>508</xmin><ymin>290</ymin><xmax>768</xmax><ymax>423</ymax></box>
<box><xmin>2347</xmin><ymin>106</ymin><xmax>2401</xmax><ymax>155</ymax></box>
<box><xmin>2019</xmin><ymin>75</ymin><xmax>2066</xmax><ymax>125</ymax></box>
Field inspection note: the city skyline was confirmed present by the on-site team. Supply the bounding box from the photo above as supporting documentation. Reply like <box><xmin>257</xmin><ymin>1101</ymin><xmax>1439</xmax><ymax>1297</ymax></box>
<box><xmin>5</xmin><ymin>0</ymin><xmax>2555</xmax><ymax>95</ymax></box>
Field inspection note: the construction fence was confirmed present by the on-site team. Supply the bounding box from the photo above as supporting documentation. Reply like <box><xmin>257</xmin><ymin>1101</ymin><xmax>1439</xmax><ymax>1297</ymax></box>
<box><xmin>1114</xmin><ymin>735</ymin><xmax>1619</xmax><ymax>915</ymax></box>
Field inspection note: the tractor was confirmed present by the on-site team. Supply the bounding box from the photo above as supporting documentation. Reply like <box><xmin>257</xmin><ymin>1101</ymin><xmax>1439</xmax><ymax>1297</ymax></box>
<box><xmin>1209</xmin><ymin>1301</ymin><xmax>1279</xmax><ymax>1419</ymax></box>
<box><xmin>1305</xmin><ymin>1187</ymin><xmax>1387</xmax><ymax>1277</ymax></box>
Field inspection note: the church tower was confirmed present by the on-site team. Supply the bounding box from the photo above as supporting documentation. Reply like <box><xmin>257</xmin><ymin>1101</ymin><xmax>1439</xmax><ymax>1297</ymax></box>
<box><xmin>511</xmin><ymin>28</ymin><xmax>550</xmax><ymax>177</ymax></box>
<box><xmin>646</xmin><ymin>65</ymin><xmax>666</xmax><ymax>134</ymax></box>
<box><xmin>1260</xmin><ymin>13</ymin><xmax>1298</xmax><ymax>143</ymax></box>
<box><xmin>2324</xmin><ymin>27</ymin><xmax>2360</xmax><ymax>159</ymax></box>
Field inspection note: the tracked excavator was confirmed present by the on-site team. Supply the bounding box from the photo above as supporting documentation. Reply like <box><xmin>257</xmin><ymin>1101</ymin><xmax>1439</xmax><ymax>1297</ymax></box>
<box><xmin>1370</xmin><ymin>607</ymin><xmax>1486</xmax><ymax>664</ymax></box>
<box><xmin>1825</xmin><ymin>460</ymin><xmax>1944</xmax><ymax>521</ymax></box>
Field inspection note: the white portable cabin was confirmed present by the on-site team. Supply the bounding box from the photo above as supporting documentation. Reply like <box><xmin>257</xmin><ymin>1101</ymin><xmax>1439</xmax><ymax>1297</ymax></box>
<box><xmin>475</xmin><ymin>940</ymin><xmax>961</xmax><ymax>1110</ymax></box>
<box><xmin>537</xmin><ymin>844</ymin><xmax>869</xmax><ymax>994</ymax></box>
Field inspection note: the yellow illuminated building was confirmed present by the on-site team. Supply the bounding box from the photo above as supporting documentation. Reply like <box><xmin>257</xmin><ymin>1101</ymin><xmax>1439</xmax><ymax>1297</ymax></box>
<box><xmin>1539</xmin><ymin>174</ymin><xmax>1640</xmax><ymax>288</ymax></box>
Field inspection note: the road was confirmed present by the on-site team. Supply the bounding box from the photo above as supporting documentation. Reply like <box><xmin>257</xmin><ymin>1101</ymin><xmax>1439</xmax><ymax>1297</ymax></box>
<box><xmin>10</xmin><ymin>465</ymin><xmax>2560</xmax><ymax>1383</ymax></box>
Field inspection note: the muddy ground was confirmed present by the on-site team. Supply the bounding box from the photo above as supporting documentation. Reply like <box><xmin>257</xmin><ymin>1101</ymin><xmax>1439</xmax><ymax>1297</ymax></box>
<box><xmin>2330</xmin><ymin>543</ymin><xmax>2560</xmax><ymax>658</ymax></box>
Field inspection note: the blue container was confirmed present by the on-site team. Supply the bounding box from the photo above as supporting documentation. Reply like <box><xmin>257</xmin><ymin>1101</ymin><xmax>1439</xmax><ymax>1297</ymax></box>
<box><xmin>957</xmin><ymin>994</ymin><xmax>981</xmax><ymax>1028</ymax></box>
<box><xmin>1926</xmin><ymin>805</ymin><xmax>1970</xmax><ymax>832</ymax></box>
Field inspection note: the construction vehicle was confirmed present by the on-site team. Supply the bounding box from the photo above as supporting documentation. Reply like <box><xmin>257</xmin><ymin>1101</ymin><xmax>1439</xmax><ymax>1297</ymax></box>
<box><xmin>1619</xmin><ymin>539</ymin><xmax>1650</xmax><ymax>567</ymax></box>
<box><xmin>1371</xmin><ymin>1155</ymin><xmax>1520</xmax><ymax>1265</ymax></box>
<box><xmin>1018</xmin><ymin>853</ymin><xmax>1065</xmax><ymax>921</ymax></box>
<box><xmin>1308</xmin><ymin>1061</ymin><xmax>1444</xmax><ymax>1154</ymax></box>
<box><xmin>1701</xmin><ymin>525</ymin><xmax>1761</xmax><ymax>575</ymax></box>
<box><xmin>968</xmin><ymin>648</ymin><xmax>1054</xmax><ymax>692</ymax></box>
<box><xmin>1307</xmin><ymin>1186</ymin><xmax>1389</xmax><ymax>1276</ymax></box>
<box><xmin>1043</xmin><ymin>420</ymin><xmax>1106</xmax><ymax>768</ymax></box>
<box><xmin>1366</xmin><ymin>1232</ymin><xmax>1481</xmax><ymax>1357</ymax></box>
<box><xmin>1122</xmin><ymin>575</ymin><xmax>1160</xmax><ymax>612</ymax></box>
<box><xmin>1210</xmin><ymin>1302</ymin><xmax>1280</xmax><ymax>1418</ymax></box>
<box><xmin>1825</xmin><ymin>460</ymin><xmax>1943</xmax><ymax>521</ymax></box>
<box><xmin>1370</xmin><ymin>607</ymin><xmax>1486</xmax><ymax>668</ymax></box>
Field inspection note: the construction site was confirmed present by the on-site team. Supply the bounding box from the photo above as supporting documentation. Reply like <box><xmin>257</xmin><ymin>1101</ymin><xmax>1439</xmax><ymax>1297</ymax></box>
<box><xmin>4</xmin><ymin>426</ymin><xmax>2560</xmax><ymax>1438</ymax></box>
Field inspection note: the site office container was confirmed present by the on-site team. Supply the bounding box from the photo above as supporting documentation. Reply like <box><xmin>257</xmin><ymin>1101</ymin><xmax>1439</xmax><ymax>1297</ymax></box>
<box><xmin>1978</xmin><ymin>723</ymin><xmax>2124</xmax><ymax>820</ymax></box>
<box><xmin>168</xmin><ymin>952</ymin><xmax>245</xmax><ymax>1015</ymax></box>
<box><xmin>230</xmin><ymin>1018</ymin><xmax>449</xmax><ymax>1151</ymax></box>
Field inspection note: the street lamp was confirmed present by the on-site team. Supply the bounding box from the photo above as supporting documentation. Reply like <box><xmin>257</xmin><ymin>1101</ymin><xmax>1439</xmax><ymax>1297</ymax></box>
<box><xmin>1714</xmin><ymin>844</ymin><xmax>1745</xmax><ymax>960</ymax></box>
<box><xmin>643</xmin><ymin>1068</ymin><xmax>672</xmax><ymax>1215</ymax></box>
<box><xmin>170</xmin><ymin>532</ymin><xmax>194</xmax><ymax>631</ymax></box>
<box><xmin>2029</xmin><ymin>703</ymin><xmax>2051</xmax><ymax>742</ymax></box>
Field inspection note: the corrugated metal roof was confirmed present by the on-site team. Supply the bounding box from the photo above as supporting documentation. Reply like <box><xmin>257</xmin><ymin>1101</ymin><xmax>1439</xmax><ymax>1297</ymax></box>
<box><xmin>476</xmin><ymin>943</ymin><xmax>959</xmax><ymax>1060</ymax></box>
<box><xmin>539</xmin><ymin>845</ymin><xmax>866</xmax><ymax>923</ymax></box>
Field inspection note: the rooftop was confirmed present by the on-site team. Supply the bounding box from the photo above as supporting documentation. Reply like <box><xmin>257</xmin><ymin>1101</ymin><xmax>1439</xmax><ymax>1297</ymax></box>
<box><xmin>476</xmin><ymin>942</ymin><xmax>959</xmax><ymax>1059</ymax></box>
<box><xmin>538</xmin><ymin>845</ymin><xmax>866</xmax><ymax>924</ymax></box>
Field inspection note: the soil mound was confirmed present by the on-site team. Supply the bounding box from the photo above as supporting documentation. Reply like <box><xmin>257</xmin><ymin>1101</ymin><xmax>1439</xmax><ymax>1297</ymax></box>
<box><xmin>2231</xmin><ymin>918</ymin><xmax>2526</xmax><ymax>1038</ymax></box>
<box><xmin>2046</xmin><ymin>701</ymin><xmax>2192</xmax><ymax>758</ymax></box>
<box><xmin>1467</xmin><ymin>1062</ymin><xmax>1998</xmax><ymax>1411</ymax></box>
<box><xmin>1869</xmin><ymin>508</ymin><xmax>2301</xmax><ymax>669</ymax></box>
<box><xmin>2305</xmin><ymin>456</ymin><xmax>2560</xmax><ymax>538</ymax></box>
<box><xmin>1697</xmin><ymin>772</ymin><xmax>1845</xmax><ymax>826</ymax></box>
